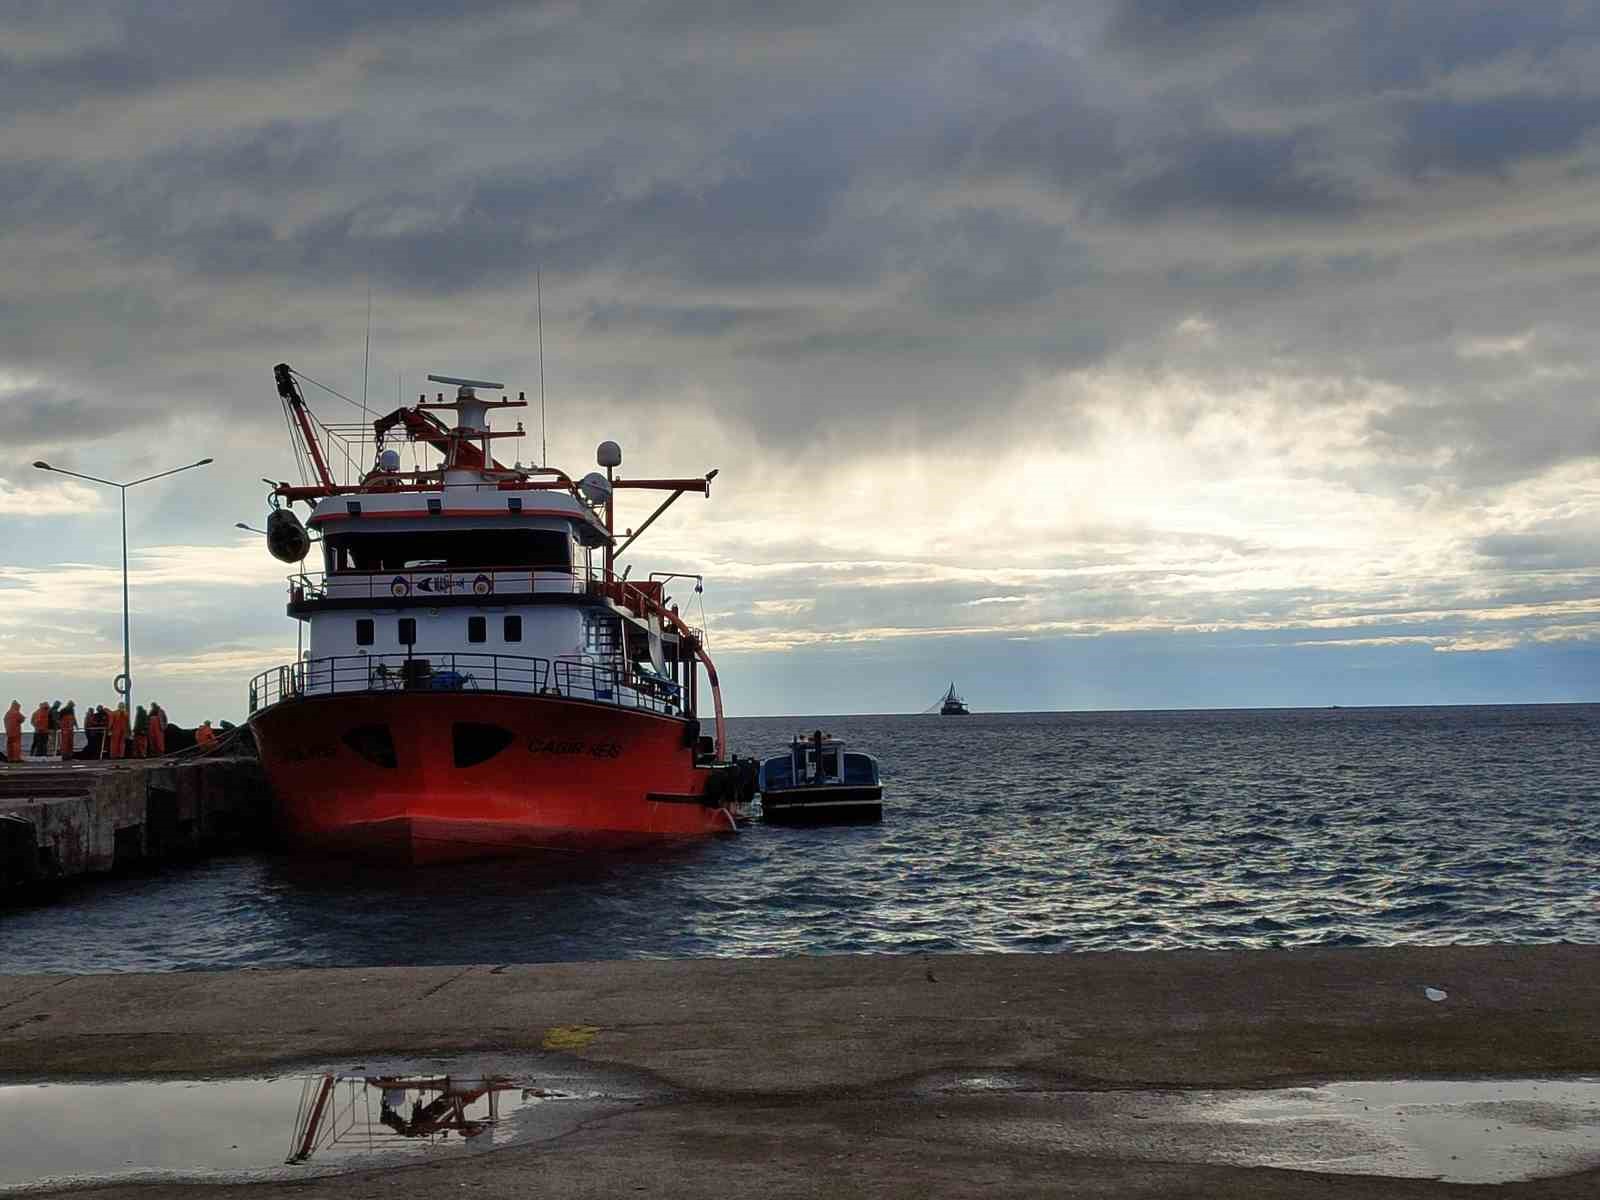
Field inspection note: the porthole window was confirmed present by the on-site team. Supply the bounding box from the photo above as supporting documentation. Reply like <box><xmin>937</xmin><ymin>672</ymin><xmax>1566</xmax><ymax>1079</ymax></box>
<box><xmin>468</xmin><ymin>616</ymin><xmax>487</xmax><ymax>644</ymax></box>
<box><xmin>452</xmin><ymin>722</ymin><xmax>515</xmax><ymax>768</ymax></box>
<box><xmin>504</xmin><ymin>615</ymin><xmax>522</xmax><ymax>642</ymax></box>
<box><xmin>342</xmin><ymin>724</ymin><xmax>397</xmax><ymax>768</ymax></box>
<box><xmin>355</xmin><ymin>618</ymin><xmax>374</xmax><ymax>646</ymax></box>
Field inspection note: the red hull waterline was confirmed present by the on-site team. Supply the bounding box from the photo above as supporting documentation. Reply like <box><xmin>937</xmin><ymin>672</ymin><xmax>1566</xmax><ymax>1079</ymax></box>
<box><xmin>250</xmin><ymin>692</ymin><xmax>736</xmax><ymax>864</ymax></box>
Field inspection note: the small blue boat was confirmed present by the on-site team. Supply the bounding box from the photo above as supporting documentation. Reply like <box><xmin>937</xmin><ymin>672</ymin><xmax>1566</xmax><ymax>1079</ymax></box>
<box><xmin>758</xmin><ymin>732</ymin><xmax>882</xmax><ymax>825</ymax></box>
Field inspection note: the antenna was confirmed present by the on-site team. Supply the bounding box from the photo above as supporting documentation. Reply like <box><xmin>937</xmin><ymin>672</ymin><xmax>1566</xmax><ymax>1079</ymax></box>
<box><xmin>537</xmin><ymin>267</ymin><xmax>548</xmax><ymax>466</ymax></box>
<box><xmin>360</xmin><ymin>284</ymin><xmax>372</xmax><ymax>479</ymax></box>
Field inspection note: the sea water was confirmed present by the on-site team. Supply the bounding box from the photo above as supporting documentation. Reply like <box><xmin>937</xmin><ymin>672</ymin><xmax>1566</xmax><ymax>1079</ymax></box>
<box><xmin>2</xmin><ymin>705</ymin><xmax>1596</xmax><ymax>973</ymax></box>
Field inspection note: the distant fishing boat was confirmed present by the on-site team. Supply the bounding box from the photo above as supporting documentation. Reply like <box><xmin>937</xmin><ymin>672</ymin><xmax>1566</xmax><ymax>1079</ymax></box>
<box><xmin>939</xmin><ymin>683</ymin><xmax>970</xmax><ymax>716</ymax></box>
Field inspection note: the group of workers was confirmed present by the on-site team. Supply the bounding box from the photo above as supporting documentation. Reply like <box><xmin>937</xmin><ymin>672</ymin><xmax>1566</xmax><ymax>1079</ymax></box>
<box><xmin>4</xmin><ymin>699</ymin><xmax>218</xmax><ymax>763</ymax></box>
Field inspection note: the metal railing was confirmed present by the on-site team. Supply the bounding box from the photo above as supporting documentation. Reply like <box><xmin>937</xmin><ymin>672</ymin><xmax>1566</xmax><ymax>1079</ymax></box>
<box><xmin>284</xmin><ymin>565</ymin><xmax>708</xmax><ymax>642</ymax></box>
<box><xmin>247</xmin><ymin>652</ymin><xmax>686</xmax><ymax>718</ymax></box>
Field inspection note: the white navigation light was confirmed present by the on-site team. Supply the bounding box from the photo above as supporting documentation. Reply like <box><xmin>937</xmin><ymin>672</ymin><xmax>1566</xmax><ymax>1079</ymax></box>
<box><xmin>597</xmin><ymin>440</ymin><xmax>622</xmax><ymax>468</ymax></box>
<box><xmin>579</xmin><ymin>472</ymin><xmax>613</xmax><ymax>505</ymax></box>
<box><xmin>378</xmin><ymin>449</ymin><xmax>401</xmax><ymax>472</ymax></box>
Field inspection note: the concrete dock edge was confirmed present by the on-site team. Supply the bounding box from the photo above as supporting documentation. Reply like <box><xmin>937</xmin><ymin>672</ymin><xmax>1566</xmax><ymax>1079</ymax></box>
<box><xmin>2</xmin><ymin>945</ymin><xmax>1597</xmax><ymax>1197</ymax></box>
<box><xmin>0</xmin><ymin>757</ymin><xmax>270</xmax><ymax>890</ymax></box>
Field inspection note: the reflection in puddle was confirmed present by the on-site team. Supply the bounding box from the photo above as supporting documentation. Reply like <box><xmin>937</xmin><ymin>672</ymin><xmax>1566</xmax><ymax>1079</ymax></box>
<box><xmin>287</xmin><ymin>1073</ymin><xmax>571</xmax><ymax>1164</ymax></box>
<box><xmin>0</xmin><ymin>1057</ymin><xmax>652</xmax><ymax>1191</ymax></box>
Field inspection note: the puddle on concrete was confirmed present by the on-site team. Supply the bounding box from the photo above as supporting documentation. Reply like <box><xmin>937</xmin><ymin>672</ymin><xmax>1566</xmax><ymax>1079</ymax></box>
<box><xmin>0</xmin><ymin>1055</ymin><xmax>661</xmax><ymax>1191</ymax></box>
<box><xmin>933</xmin><ymin>1076</ymin><xmax>1600</xmax><ymax>1184</ymax></box>
<box><xmin>8</xmin><ymin>1064</ymin><xmax>1599</xmax><ymax>1189</ymax></box>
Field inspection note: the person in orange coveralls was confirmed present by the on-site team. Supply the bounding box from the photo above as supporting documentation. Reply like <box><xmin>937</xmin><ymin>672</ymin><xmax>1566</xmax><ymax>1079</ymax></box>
<box><xmin>194</xmin><ymin>720</ymin><xmax>217</xmax><ymax>747</ymax></box>
<box><xmin>108</xmin><ymin>704</ymin><xmax>129</xmax><ymax>759</ymax></box>
<box><xmin>57</xmin><ymin>702</ymin><xmax>77</xmax><ymax>761</ymax></box>
<box><xmin>30</xmin><ymin>702</ymin><xmax>51</xmax><ymax>757</ymax></box>
<box><xmin>148</xmin><ymin>702</ymin><xmax>166</xmax><ymax>757</ymax></box>
<box><xmin>4</xmin><ymin>701</ymin><xmax>22</xmax><ymax>762</ymax></box>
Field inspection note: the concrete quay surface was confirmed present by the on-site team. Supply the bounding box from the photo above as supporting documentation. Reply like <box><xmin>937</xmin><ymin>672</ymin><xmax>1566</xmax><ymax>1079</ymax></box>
<box><xmin>3</xmin><ymin>944</ymin><xmax>1598</xmax><ymax>1197</ymax></box>
<box><xmin>0</xmin><ymin>757</ymin><xmax>269</xmax><ymax>890</ymax></box>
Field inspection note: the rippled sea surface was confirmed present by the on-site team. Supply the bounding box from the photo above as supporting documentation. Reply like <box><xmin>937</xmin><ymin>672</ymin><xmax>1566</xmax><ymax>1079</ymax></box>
<box><xmin>3</xmin><ymin>706</ymin><xmax>1597</xmax><ymax>973</ymax></box>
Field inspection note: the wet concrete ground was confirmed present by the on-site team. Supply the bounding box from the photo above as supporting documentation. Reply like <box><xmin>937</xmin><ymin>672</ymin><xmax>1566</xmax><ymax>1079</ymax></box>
<box><xmin>3</xmin><ymin>945</ymin><xmax>1599</xmax><ymax>1196</ymax></box>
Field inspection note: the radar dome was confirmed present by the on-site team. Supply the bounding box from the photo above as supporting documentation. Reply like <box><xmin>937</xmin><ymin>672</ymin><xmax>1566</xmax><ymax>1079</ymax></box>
<box><xmin>378</xmin><ymin>449</ymin><xmax>401</xmax><ymax>472</ymax></box>
<box><xmin>597</xmin><ymin>440</ymin><xmax>622</xmax><ymax>468</ymax></box>
<box><xmin>579</xmin><ymin>472</ymin><xmax>613</xmax><ymax>505</ymax></box>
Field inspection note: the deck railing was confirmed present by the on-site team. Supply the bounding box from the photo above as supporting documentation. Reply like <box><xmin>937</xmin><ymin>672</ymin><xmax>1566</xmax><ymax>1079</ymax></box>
<box><xmin>247</xmin><ymin>651</ymin><xmax>685</xmax><ymax>718</ymax></box>
<box><xmin>286</xmin><ymin>566</ymin><xmax>707</xmax><ymax>642</ymax></box>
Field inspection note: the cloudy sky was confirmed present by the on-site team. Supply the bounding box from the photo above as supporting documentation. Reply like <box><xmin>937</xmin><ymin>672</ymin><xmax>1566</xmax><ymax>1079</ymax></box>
<box><xmin>3</xmin><ymin>0</ymin><xmax>1599</xmax><ymax>720</ymax></box>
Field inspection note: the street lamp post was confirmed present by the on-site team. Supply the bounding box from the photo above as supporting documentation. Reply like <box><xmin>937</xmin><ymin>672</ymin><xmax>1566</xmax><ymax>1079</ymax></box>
<box><xmin>33</xmin><ymin>458</ymin><xmax>213</xmax><ymax>720</ymax></box>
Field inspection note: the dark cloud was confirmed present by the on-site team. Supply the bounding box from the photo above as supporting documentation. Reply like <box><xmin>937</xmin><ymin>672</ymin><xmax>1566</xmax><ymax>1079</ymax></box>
<box><xmin>1341</xmin><ymin>4</ymin><xmax>1587</xmax><ymax>94</ymax></box>
<box><xmin>1473</xmin><ymin>533</ymin><xmax>1583</xmax><ymax>569</ymax></box>
<box><xmin>1</xmin><ymin>2</ymin><xmax>1599</xmax><ymax>484</ymax></box>
<box><xmin>1364</xmin><ymin>385</ymin><xmax>1600</xmax><ymax>489</ymax></box>
<box><xmin>1105</xmin><ymin>0</ymin><xmax>1294</xmax><ymax>52</ymax></box>
<box><xmin>917</xmin><ymin>210</ymin><xmax>1093</xmax><ymax>315</ymax></box>
<box><xmin>928</xmin><ymin>37</ymin><xmax>1123</xmax><ymax>190</ymax></box>
<box><xmin>584</xmin><ymin>302</ymin><xmax>794</xmax><ymax>338</ymax></box>
<box><xmin>0</xmin><ymin>1</ymin><xmax>529</xmax><ymax>113</ymax></box>
<box><xmin>1111</xmin><ymin>128</ymin><xmax>1363</xmax><ymax>222</ymax></box>
<box><xmin>1393</xmin><ymin>93</ymin><xmax>1600</xmax><ymax>177</ymax></box>
<box><xmin>5</xmin><ymin>385</ymin><xmax>168</xmax><ymax>447</ymax></box>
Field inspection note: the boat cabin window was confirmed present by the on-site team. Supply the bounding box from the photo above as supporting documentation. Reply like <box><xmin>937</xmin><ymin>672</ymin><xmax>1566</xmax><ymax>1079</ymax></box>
<box><xmin>325</xmin><ymin>529</ymin><xmax>571</xmax><ymax>573</ymax></box>
<box><xmin>355</xmin><ymin>618</ymin><xmax>374</xmax><ymax>646</ymax></box>
<box><xmin>398</xmin><ymin>618</ymin><xmax>416</xmax><ymax>646</ymax></box>
<box><xmin>843</xmin><ymin>752</ymin><xmax>877</xmax><ymax>785</ymax></box>
<box><xmin>796</xmin><ymin>744</ymin><xmax>841</xmax><ymax>781</ymax></box>
<box><xmin>504</xmin><ymin>615</ymin><xmax>522</xmax><ymax>642</ymax></box>
<box><xmin>467</xmin><ymin>616</ymin><xmax>487</xmax><ymax>644</ymax></box>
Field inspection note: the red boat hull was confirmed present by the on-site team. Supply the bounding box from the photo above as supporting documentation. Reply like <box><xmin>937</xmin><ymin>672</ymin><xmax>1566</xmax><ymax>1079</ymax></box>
<box><xmin>250</xmin><ymin>691</ymin><xmax>734</xmax><ymax>864</ymax></box>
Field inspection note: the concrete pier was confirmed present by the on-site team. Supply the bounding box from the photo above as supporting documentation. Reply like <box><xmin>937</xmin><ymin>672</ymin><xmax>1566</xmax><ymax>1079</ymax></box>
<box><xmin>0</xmin><ymin>757</ymin><xmax>271</xmax><ymax>891</ymax></box>
<box><xmin>3</xmin><ymin>944</ymin><xmax>1597</xmax><ymax>1196</ymax></box>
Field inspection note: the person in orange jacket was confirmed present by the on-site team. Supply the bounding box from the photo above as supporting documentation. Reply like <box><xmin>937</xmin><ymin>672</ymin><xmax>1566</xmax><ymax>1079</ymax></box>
<box><xmin>195</xmin><ymin>720</ymin><xmax>217</xmax><ymax>747</ymax></box>
<box><xmin>108</xmin><ymin>704</ymin><xmax>129</xmax><ymax>759</ymax></box>
<box><xmin>57</xmin><ymin>702</ymin><xmax>78</xmax><ymax>761</ymax></box>
<box><xmin>30</xmin><ymin>702</ymin><xmax>51</xmax><ymax>757</ymax></box>
<box><xmin>4</xmin><ymin>701</ymin><xmax>22</xmax><ymax>763</ymax></box>
<box><xmin>148</xmin><ymin>702</ymin><xmax>166</xmax><ymax>757</ymax></box>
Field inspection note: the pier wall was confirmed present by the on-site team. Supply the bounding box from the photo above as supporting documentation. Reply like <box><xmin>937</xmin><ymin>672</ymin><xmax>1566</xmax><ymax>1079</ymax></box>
<box><xmin>0</xmin><ymin>758</ymin><xmax>271</xmax><ymax>891</ymax></box>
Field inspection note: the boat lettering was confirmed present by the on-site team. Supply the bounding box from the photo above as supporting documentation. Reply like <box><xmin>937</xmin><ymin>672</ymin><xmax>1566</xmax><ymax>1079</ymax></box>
<box><xmin>525</xmin><ymin>737</ymin><xmax>623</xmax><ymax>758</ymax></box>
<box><xmin>279</xmin><ymin>743</ymin><xmax>337</xmax><ymax>763</ymax></box>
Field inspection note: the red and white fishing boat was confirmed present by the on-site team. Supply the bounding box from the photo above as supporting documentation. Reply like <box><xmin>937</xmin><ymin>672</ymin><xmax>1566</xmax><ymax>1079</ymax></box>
<box><xmin>246</xmin><ymin>364</ymin><xmax>746</xmax><ymax>863</ymax></box>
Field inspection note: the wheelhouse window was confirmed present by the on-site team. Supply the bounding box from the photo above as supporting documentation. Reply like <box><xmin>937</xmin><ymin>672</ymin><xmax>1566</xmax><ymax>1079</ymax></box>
<box><xmin>504</xmin><ymin>615</ymin><xmax>522</xmax><ymax>642</ymax></box>
<box><xmin>355</xmin><ymin>618</ymin><xmax>374</xmax><ymax>646</ymax></box>
<box><xmin>325</xmin><ymin>529</ymin><xmax>572</xmax><ymax>573</ymax></box>
<box><xmin>398</xmin><ymin>618</ymin><xmax>416</xmax><ymax>646</ymax></box>
<box><xmin>468</xmin><ymin>616</ymin><xmax>487</xmax><ymax>644</ymax></box>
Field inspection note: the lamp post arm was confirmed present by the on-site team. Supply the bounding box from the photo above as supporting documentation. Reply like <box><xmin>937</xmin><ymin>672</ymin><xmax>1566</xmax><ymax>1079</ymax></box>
<box><xmin>34</xmin><ymin>464</ymin><xmax>122</xmax><ymax>490</ymax></box>
<box><xmin>126</xmin><ymin>458</ymin><xmax>213</xmax><ymax>488</ymax></box>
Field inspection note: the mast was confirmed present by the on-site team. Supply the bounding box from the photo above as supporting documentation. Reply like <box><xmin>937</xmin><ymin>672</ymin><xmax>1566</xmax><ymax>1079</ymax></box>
<box><xmin>274</xmin><ymin>363</ymin><xmax>337</xmax><ymax>492</ymax></box>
